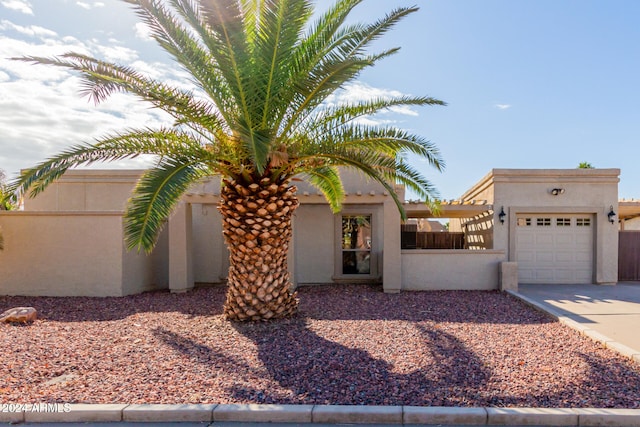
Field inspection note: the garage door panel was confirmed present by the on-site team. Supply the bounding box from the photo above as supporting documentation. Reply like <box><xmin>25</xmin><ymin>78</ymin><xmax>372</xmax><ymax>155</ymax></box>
<box><xmin>555</xmin><ymin>252</ymin><xmax>574</xmax><ymax>262</ymax></box>
<box><xmin>555</xmin><ymin>269</ymin><xmax>575</xmax><ymax>281</ymax></box>
<box><xmin>535</xmin><ymin>234</ymin><xmax>554</xmax><ymax>245</ymax></box>
<box><xmin>518</xmin><ymin>269</ymin><xmax>535</xmax><ymax>282</ymax></box>
<box><xmin>534</xmin><ymin>269</ymin><xmax>555</xmax><ymax>281</ymax></box>
<box><xmin>517</xmin><ymin>251</ymin><xmax>535</xmax><ymax>262</ymax></box>
<box><xmin>517</xmin><ymin>234</ymin><xmax>535</xmax><ymax>245</ymax></box>
<box><xmin>576</xmin><ymin>234</ymin><xmax>592</xmax><ymax>245</ymax></box>
<box><xmin>555</xmin><ymin>234</ymin><xmax>575</xmax><ymax>246</ymax></box>
<box><xmin>575</xmin><ymin>251</ymin><xmax>592</xmax><ymax>262</ymax></box>
<box><xmin>536</xmin><ymin>252</ymin><xmax>554</xmax><ymax>263</ymax></box>
<box><xmin>516</xmin><ymin>214</ymin><xmax>593</xmax><ymax>284</ymax></box>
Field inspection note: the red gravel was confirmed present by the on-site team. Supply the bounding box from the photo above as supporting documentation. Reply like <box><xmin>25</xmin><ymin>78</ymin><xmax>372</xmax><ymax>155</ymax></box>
<box><xmin>1</xmin><ymin>284</ymin><xmax>639</xmax><ymax>408</ymax></box>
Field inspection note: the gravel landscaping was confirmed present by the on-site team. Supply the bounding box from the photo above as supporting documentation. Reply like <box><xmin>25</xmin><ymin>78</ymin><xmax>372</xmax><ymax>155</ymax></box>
<box><xmin>1</xmin><ymin>284</ymin><xmax>639</xmax><ymax>408</ymax></box>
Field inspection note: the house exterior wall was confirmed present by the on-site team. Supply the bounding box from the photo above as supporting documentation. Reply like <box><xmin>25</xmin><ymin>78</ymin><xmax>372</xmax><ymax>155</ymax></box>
<box><xmin>0</xmin><ymin>212</ymin><xmax>153</xmax><ymax>296</ymax></box>
<box><xmin>461</xmin><ymin>169</ymin><xmax>620</xmax><ymax>284</ymax></box>
<box><xmin>1</xmin><ymin>170</ymin><xmax>164</xmax><ymax>297</ymax></box>
<box><xmin>2</xmin><ymin>169</ymin><xmax>403</xmax><ymax>296</ymax></box>
<box><xmin>191</xmin><ymin>204</ymin><xmax>227</xmax><ymax>284</ymax></box>
<box><xmin>401</xmin><ymin>250</ymin><xmax>505</xmax><ymax>290</ymax></box>
<box><xmin>23</xmin><ymin>170</ymin><xmax>143</xmax><ymax>212</ymax></box>
<box><xmin>0</xmin><ymin>167</ymin><xmax>624</xmax><ymax>297</ymax></box>
<box><xmin>292</xmin><ymin>204</ymin><xmax>335</xmax><ymax>283</ymax></box>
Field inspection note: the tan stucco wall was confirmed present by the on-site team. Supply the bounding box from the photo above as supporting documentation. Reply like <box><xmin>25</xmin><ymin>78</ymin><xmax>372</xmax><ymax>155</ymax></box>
<box><xmin>401</xmin><ymin>250</ymin><xmax>505</xmax><ymax>290</ymax></box>
<box><xmin>2</xmin><ymin>167</ymin><xmax>624</xmax><ymax>296</ymax></box>
<box><xmin>0</xmin><ymin>212</ymin><xmax>157</xmax><ymax>296</ymax></box>
<box><xmin>462</xmin><ymin>169</ymin><xmax>620</xmax><ymax>284</ymax></box>
<box><xmin>292</xmin><ymin>204</ymin><xmax>335</xmax><ymax>283</ymax></box>
<box><xmin>23</xmin><ymin>170</ymin><xmax>143</xmax><ymax>212</ymax></box>
<box><xmin>191</xmin><ymin>204</ymin><xmax>228</xmax><ymax>284</ymax></box>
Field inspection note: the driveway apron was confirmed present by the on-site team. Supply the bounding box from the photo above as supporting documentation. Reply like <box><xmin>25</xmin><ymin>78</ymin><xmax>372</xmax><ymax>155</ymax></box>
<box><xmin>516</xmin><ymin>282</ymin><xmax>640</xmax><ymax>355</ymax></box>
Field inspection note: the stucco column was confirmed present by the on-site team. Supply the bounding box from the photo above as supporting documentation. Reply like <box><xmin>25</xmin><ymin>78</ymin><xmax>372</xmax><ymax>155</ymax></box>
<box><xmin>168</xmin><ymin>202</ymin><xmax>194</xmax><ymax>293</ymax></box>
<box><xmin>597</xmin><ymin>205</ymin><xmax>619</xmax><ymax>284</ymax></box>
<box><xmin>383</xmin><ymin>199</ymin><xmax>402</xmax><ymax>293</ymax></box>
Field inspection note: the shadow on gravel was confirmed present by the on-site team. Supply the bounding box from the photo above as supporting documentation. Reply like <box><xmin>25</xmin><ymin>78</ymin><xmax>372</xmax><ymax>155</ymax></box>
<box><xmin>230</xmin><ymin>319</ymin><xmax>491</xmax><ymax>406</ymax></box>
<box><xmin>153</xmin><ymin>318</ymin><xmax>640</xmax><ymax>408</ymax></box>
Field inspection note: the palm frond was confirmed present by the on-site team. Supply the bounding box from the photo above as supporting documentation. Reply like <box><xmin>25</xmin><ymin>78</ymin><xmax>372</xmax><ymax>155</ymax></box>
<box><xmin>124</xmin><ymin>0</ymin><xmax>236</xmax><ymax>117</ymax></box>
<box><xmin>253</xmin><ymin>0</ymin><xmax>312</xmax><ymax>128</ymax></box>
<box><xmin>16</xmin><ymin>53</ymin><xmax>228</xmax><ymax>136</ymax></box>
<box><xmin>311</xmin><ymin>95</ymin><xmax>446</xmax><ymax>135</ymax></box>
<box><xmin>336</xmin><ymin>6</ymin><xmax>418</xmax><ymax>58</ymax></box>
<box><xmin>194</xmin><ymin>0</ymin><xmax>266</xmax><ymax>167</ymax></box>
<box><xmin>124</xmin><ymin>159</ymin><xmax>208</xmax><ymax>252</ymax></box>
<box><xmin>303</xmin><ymin>151</ymin><xmax>408</xmax><ymax>219</ymax></box>
<box><xmin>279</xmin><ymin>6</ymin><xmax>419</xmax><ymax>136</ymax></box>
<box><xmin>296</xmin><ymin>123</ymin><xmax>444</xmax><ymax>173</ymax></box>
<box><xmin>302</xmin><ymin>165</ymin><xmax>345</xmax><ymax>212</ymax></box>
<box><xmin>10</xmin><ymin>129</ymin><xmax>209</xmax><ymax>199</ymax></box>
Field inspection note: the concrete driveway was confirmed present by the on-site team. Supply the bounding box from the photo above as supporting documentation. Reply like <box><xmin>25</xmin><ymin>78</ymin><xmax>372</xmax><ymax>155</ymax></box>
<box><xmin>515</xmin><ymin>282</ymin><xmax>640</xmax><ymax>361</ymax></box>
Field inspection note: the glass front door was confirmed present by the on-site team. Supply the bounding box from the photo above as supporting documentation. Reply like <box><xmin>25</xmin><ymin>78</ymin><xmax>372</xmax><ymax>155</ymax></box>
<box><xmin>341</xmin><ymin>215</ymin><xmax>372</xmax><ymax>274</ymax></box>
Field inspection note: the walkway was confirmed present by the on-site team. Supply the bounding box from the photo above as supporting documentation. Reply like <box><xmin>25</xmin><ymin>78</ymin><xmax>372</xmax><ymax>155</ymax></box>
<box><xmin>513</xmin><ymin>282</ymin><xmax>640</xmax><ymax>362</ymax></box>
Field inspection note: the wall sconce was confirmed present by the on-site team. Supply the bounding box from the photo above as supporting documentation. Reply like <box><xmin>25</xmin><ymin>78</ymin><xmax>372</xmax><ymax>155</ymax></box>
<box><xmin>550</xmin><ymin>188</ymin><xmax>565</xmax><ymax>196</ymax></box>
<box><xmin>498</xmin><ymin>206</ymin><xmax>506</xmax><ymax>224</ymax></box>
<box><xmin>608</xmin><ymin>205</ymin><xmax>616</xmax><ymax>224</ymax></box>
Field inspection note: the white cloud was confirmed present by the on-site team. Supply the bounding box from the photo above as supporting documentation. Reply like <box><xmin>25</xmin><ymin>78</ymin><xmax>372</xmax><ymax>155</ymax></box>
<box><xmin>0</xmin><ymin>0</ymin><xmax>33</xmax><ymax>15</ymax></box>
<box><xmin>0</xmin><ymin>19</ymin><xmax>57</xmax><ymax>38</ymax></box>
<box><xmin>0</xmin><ymin>21</ymin><xmax>183</xmax><ymax>176</ymax></box>
<box><xmin>324</xmin><ymin>82</ymin><xmax>420</xmax><ymax>126</ymax></box>
<box><xmin>495</xmin><ymin>104</ymin><xmax>512</xmax><ymax>110</ymax></box>
<box><xmin>134</xmin><ymin>22</ymin><xmax>153</xmax><ymax>41</ymax></box>
<box><xmin>94</xmin><ymin>44</ymin><xmax>138</xmax><ymax>62</ymax></box>
<box><xmin>75</xmin><ymin>1</ymin><xmax>105</xmax><ymax>10</ymax></box>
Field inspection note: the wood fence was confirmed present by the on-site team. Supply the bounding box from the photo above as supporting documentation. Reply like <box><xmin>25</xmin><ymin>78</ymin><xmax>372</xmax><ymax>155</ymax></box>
<box><xmin>401</xmin><ymin>227</ymin><xmax>466</xmax><ymax>250</ymax></box>
<box><xmin>619</xmin><ymin>231</ymin><xmax>640</xmax><ymax>281</ymax></box>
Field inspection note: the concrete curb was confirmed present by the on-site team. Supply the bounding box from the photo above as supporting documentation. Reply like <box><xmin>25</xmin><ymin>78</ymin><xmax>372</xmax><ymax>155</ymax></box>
<box><xmin>507</xmin><ymin>290</ymin><xmax>640</xmax><ymax>365</ymax></box>
<box><xmin>2</xmin><ymin>404</ymin><xmax>640</xmax><ymax>426</ymax></box>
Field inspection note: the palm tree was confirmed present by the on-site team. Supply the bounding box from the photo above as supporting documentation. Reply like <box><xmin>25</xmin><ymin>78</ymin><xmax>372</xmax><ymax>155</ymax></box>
<box><xmin>12</xmin><ymin>0</ymin><xmax>444</xmax><ymax>321</ymax></box>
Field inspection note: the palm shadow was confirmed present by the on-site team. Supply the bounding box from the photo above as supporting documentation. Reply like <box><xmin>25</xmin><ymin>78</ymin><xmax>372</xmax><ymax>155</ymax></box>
<box><xmin>230</xmin><ymin>318</ymin><xmax>491</xmax><ymax>405</ymax></box>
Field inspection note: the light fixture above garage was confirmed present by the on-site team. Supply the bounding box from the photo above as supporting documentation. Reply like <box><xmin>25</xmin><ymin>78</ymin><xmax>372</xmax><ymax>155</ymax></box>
<box><xmin>550</xmin><ymin>188</ymin><xmax>565</xmax><ymax>196</ymax></box>
<box><xmin>608</xmin><ymin>206</ymin><xmax>617</xmax><ymax>224</ymax></box>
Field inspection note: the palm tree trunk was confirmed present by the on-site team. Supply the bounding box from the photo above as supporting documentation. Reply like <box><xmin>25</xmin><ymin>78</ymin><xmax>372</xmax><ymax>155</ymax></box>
<box><xmin>218</xmin><ymin>177</ymin><xmax>299</xmax><ymax>321</ymax></box>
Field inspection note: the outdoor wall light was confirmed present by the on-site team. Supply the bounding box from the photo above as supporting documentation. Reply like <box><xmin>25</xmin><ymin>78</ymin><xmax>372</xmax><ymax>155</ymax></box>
<box><xmin>498</xmin><ymin>206</ymin><xmax>506</xmax><ymax>224</ymax></box>
<box><xmin>608</xmin><ymin>205</ymin><xmax>617</xmax><ymax>224</ymax></box>
<box><xmin>550</xmin><ymin>188</ymin><xmax>565</xmax><ymax>196</ymax></box>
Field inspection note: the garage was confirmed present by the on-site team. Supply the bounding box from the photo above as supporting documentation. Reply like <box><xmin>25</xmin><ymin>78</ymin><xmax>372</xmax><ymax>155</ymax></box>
<box><xmin>515</xmin><ymin>214</ymin><xmax>594</xmax><ymax>284</ymax></box>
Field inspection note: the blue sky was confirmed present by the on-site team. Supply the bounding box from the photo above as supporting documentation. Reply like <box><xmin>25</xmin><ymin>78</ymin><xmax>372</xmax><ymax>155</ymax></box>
<box><xmin>1</xmin><ymin>0</ymin><xmax>639</xmax><ymax>200</ymax></box>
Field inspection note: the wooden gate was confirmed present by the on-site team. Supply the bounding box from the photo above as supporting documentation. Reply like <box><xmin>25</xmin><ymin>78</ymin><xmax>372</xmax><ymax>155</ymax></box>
<box><xmin>618</xmin><ymin>231</ymin><xmax>640</xmax><ymax>281</ymax></box>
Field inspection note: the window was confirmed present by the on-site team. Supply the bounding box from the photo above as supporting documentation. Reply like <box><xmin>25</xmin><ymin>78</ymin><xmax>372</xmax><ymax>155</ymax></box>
<box><xmin>341</xmin><ymin>215</ymin><xmax>372</xmax><ymax>274</ymax></box>
<box><xmin>556</xmin><ymin>218</ymin><xmax>571</xmax><ymax>227</ymax></box>
<box><xmin>536</xmin><ymin>218</ymin><xmax>551</xmax><ymax>227</ymax></box>
<box><xmin>517</xmin><ymin>218</ymin><xmax>532</xmax><ymax>227</ymax></box>
<box><xmin>576</xmin><ymin>218</ymin><xmax>591</xmax><ymax>227</ymax></box>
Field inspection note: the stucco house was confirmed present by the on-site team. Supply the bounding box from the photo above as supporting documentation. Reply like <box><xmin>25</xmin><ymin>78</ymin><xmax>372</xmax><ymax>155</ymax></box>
<box><xmin>0</xmin><ymin>168</ymin><xmax>635</xmax><ymax>297</ymax></box>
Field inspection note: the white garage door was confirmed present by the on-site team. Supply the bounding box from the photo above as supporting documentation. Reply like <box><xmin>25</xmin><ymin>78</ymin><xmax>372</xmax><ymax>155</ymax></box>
<box><xmin>515</xmin><ymin>214</ymin><xmax>594</xmax><ymax>284</ymax></box>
